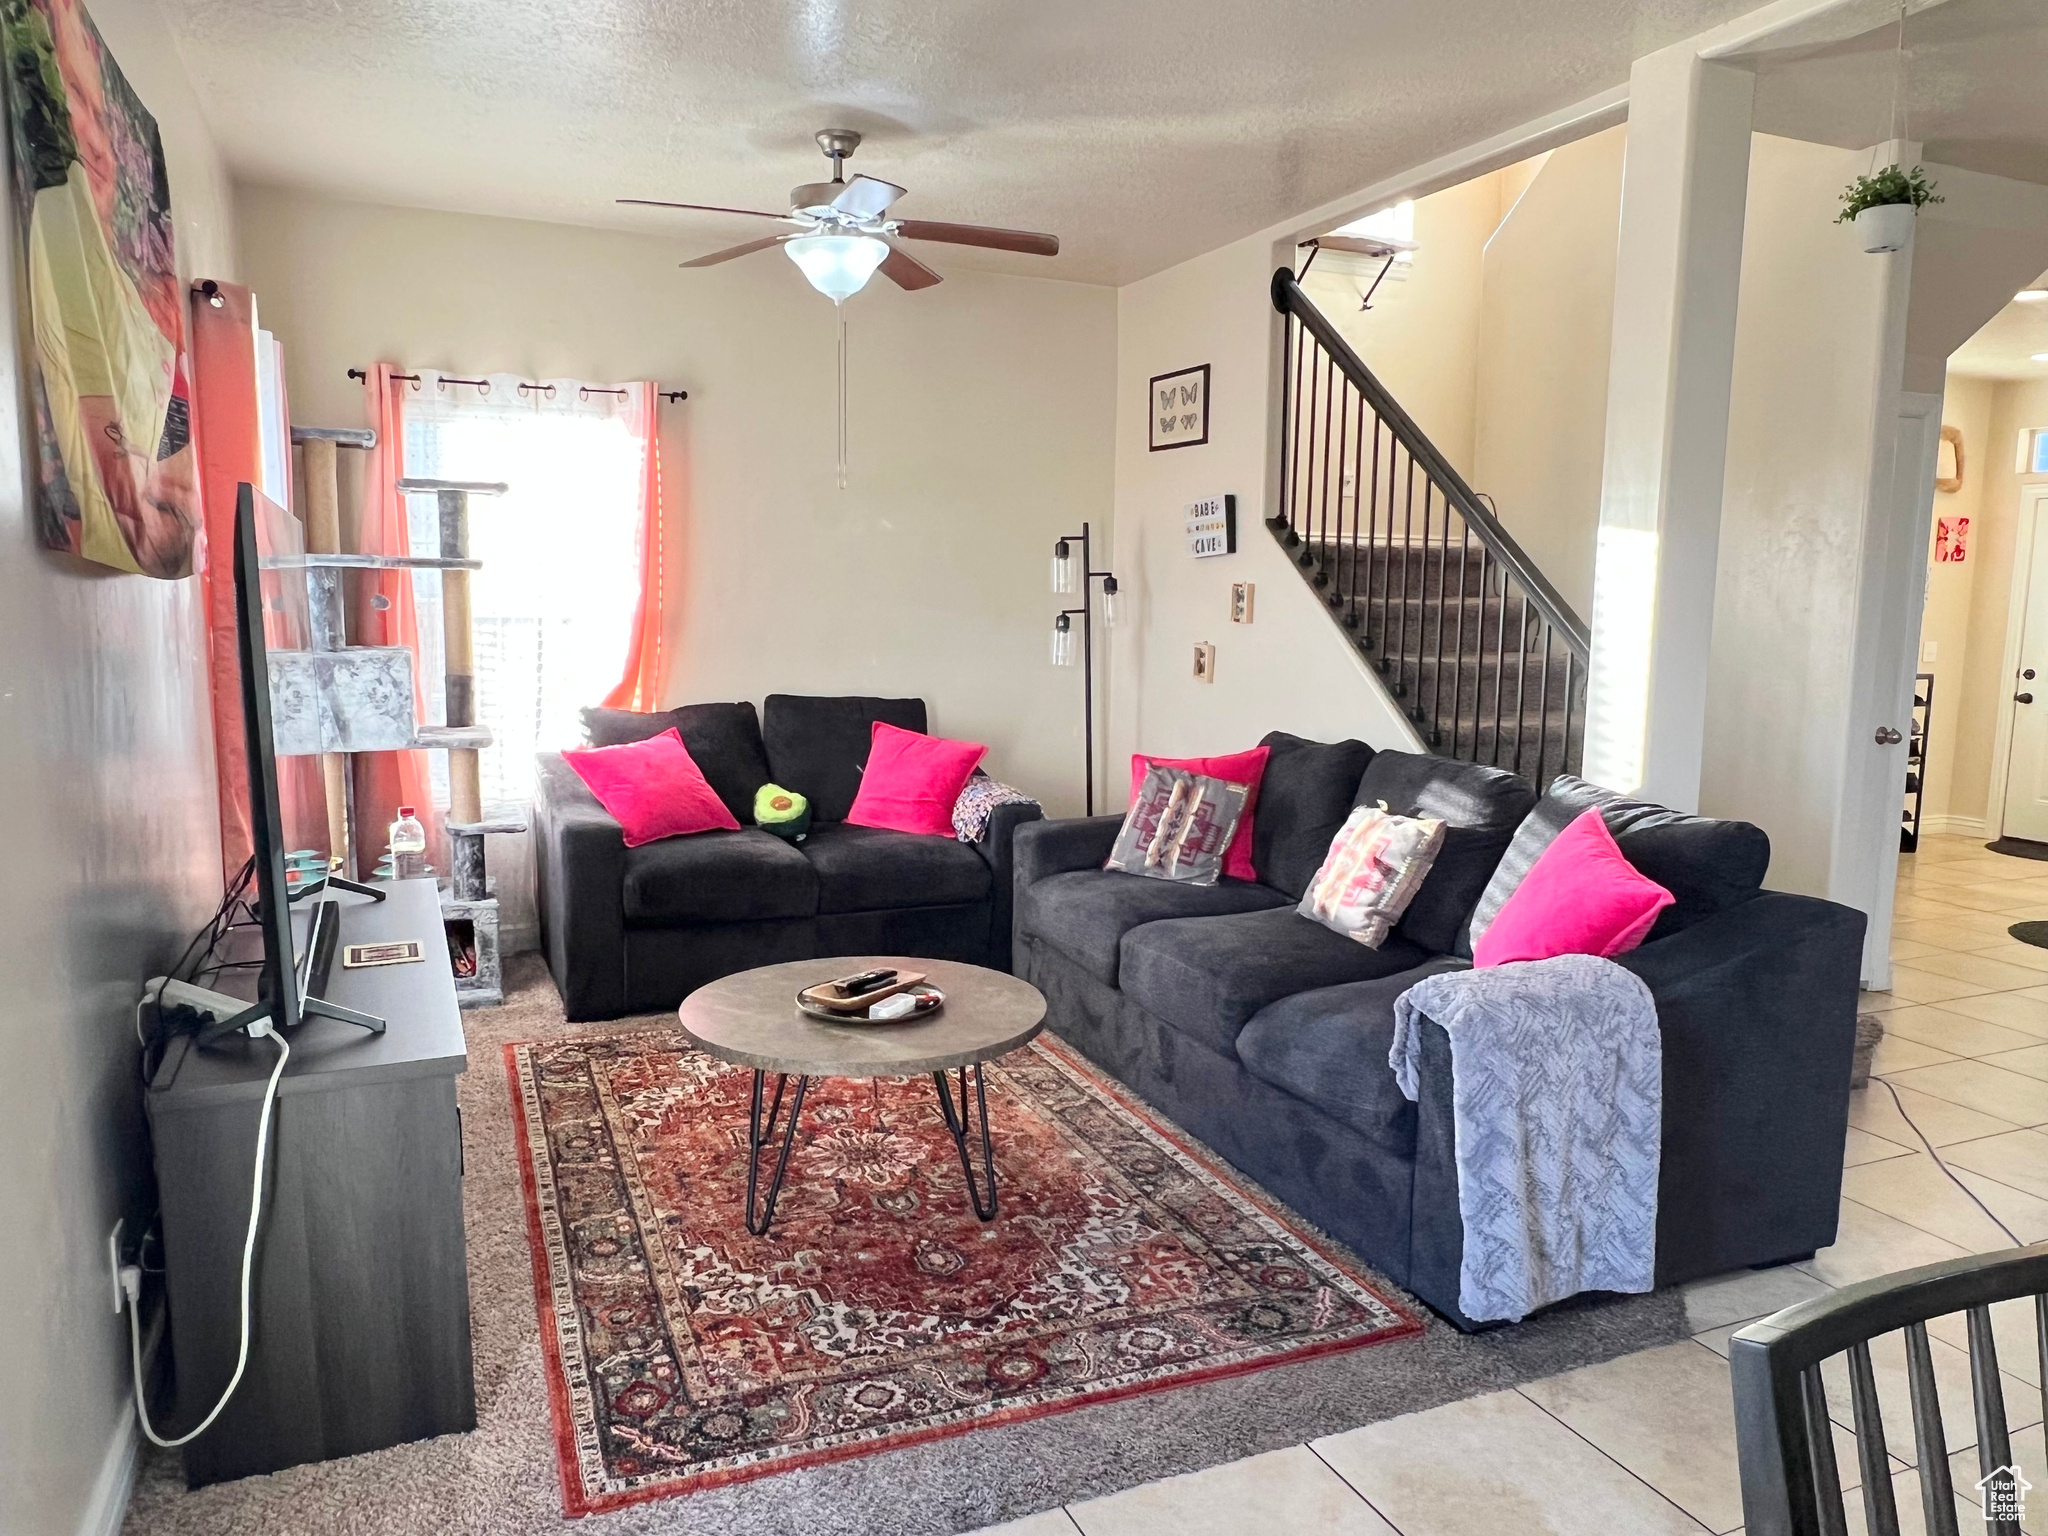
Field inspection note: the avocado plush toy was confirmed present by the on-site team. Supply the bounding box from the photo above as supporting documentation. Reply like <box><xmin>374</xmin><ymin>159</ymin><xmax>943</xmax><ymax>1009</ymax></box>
<box><xmin>753</xmin><ymin>784</ymin><xmax>811</xmax><ymax>843</ymax></box>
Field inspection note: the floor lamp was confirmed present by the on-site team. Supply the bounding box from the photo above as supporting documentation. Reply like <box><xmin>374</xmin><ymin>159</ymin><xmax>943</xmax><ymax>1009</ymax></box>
<box><xmin>1051</xmin><ymin>522</ymin><xmax>1118</xmax><ymax>815</ymax></box>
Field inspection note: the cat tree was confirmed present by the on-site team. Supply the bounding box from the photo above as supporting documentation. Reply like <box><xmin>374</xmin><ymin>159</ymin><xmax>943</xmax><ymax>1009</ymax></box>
<box><xmin>275</xmin><ymin>431</ymin><xmax>518</xmax><ymax>1006</ymax></box>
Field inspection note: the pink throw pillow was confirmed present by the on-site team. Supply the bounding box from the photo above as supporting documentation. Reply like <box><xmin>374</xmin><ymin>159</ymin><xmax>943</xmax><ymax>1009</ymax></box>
<box><xmin>1473</xmin><ymin>808</ymin><xmax>1675</xmax><ymax>969</ymax></box>
<box><xmin>847</xmin><ymin>722</ymin><xmax>988</xmax><ymax>837</ymax></box>
<box><xmin>1130</xmin><ymin>745</ymin><xmax>1270</xmax><ymax>881</ymax></box>
<box><xmin>563</xmin><ymin>728</ymin><xmax>740</xmax><ymax>847</ymax></box>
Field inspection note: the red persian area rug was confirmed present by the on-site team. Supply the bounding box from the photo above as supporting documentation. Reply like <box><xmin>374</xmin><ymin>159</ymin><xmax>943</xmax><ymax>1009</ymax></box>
<box><xmin>506</xmin><ymin>1029</ymin><xmax>1422</xmax><ymax>1515</ymax></box>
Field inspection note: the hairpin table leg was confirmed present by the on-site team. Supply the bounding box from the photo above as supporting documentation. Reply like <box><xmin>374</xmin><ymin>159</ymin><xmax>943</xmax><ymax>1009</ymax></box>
<box><xmin>930</xmin><ymin>1064</ymin><xmax>999</xmax><ymax>1221</ymax></box>
<box><xmin>745</xmin><ymin>1070</ymin><xmax>808</xmax><ymax>1236</ymax></box>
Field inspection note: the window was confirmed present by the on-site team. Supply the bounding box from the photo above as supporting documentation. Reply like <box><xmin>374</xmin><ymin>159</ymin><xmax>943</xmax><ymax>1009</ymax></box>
<box><xmin>1330</xmin><ymin>200</ymin><xmax>1417</xmax><ymax>264</ymax></box>
<box><xmin>2032</xmin><ymin>429</ymin><xmax>2048</xmax><ymax>476</ymax></box>
<box><xmin>401</xmin><ymin>375</ymin><xmax>646</xmax><ymax>809</ymax></box>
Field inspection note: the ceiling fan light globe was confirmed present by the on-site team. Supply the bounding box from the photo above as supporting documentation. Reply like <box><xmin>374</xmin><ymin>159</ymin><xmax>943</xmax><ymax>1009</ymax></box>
<box><xmin>784</xmin><ymin>234</ymin><xmax>889</xmax><ymax>303</ymax></box>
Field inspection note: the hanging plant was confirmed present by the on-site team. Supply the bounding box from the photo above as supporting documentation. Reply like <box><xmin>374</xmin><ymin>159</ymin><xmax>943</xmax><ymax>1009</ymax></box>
<box><xmin>1836</xmin><ymin>164</ymin><xmax>1943</xmax><ymax>223</ymax></box>
<box><xmin>1839</xmin><ymin>6</ymin><xmax>1938</xmax><ymax>254</ymax></box>
<box><xmin>1838</xmin><ymin>164</ymin><xmax>1940</xmax><ymax>253</ymax></box>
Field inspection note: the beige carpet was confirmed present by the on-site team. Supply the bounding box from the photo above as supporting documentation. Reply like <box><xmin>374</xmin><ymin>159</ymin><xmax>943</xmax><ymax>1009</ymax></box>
<box><xmin>124</xmin><ymin>954</ymin><xmax>1687</xmax><ymax>1536</ymax></box>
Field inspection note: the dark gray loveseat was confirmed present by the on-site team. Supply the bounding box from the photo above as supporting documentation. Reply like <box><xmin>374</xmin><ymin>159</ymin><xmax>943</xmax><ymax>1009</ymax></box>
<box><xmin>535</xmin><ymin>694</ymin><xmax>1042</xmax><ymax>1020</ymax></box>
<box><xmin>1013</xmin><ymin>732</ymin><xmax>1866</xmax><ymax>1328</ymax></box>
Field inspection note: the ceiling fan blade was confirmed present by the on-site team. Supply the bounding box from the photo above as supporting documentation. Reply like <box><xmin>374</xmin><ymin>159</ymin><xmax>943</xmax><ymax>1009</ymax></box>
<box><xmin>879</xmin><ymin>243</ymin><xmax>943</xmax><ymax>291</ymax></box>
<box><xmin>832</xmin><ymin>174</ymin><xmax>907</xmax><ymax>220</ymax></box>
<box><xmin>618</xmin><ymin>198</ymin><xmax>798</xmax><ymax>224</ymax></box>
<box><xmin>680</xmin><ymin>234</ymin><xmax>792</xmax><ymax>268</ymax></box>
<box><xmin>894</xmin><ymin>219</ymin><xmax>1059</xmax><ymax>257</ymax></box>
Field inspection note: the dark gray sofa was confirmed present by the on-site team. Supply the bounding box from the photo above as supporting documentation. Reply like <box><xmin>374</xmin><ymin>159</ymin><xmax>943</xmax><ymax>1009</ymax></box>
<box><xmin>535</xmin><ymin>694</ymin><xmax>1042</xmax><ymax>1020</ymax></box>
<box><xmin>1013</xmin><ymin>732</ymin><xmax>1866</xmax><ymax>1329</ymax></box>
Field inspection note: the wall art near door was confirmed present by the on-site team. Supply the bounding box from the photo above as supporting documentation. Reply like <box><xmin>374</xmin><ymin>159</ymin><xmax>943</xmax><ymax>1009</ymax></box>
<box><xmin>1149</xmin><ymin>363</ymin><xmax>1210</xmax><ymax>451</ymax></box>
<box><xmin>1935</xmin><ymin>515</ymin><xmax>1969</xmax><ymax>564</ymax></box>
<box><xmin>1935</xmin><ymin>424</ymin><xmax>1964</xmax><ymax>494</ymax></box>
<box><xmin>1</xmin><ymin>0</ymin><xmax>198</xmax><ymax>577</ymax></box>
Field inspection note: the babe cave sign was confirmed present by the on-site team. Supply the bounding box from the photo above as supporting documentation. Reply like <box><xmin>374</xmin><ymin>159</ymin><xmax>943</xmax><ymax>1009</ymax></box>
<box><xmin>1150</xmin><ymin>364</ymin><xmax>1209</xmax><ymax>451</ymax></box>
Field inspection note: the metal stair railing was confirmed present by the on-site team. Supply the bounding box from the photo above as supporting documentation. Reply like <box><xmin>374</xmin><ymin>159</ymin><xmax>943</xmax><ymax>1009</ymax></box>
<box><xmin>1271</xmin><ymin>266</ymin><xmax>1591</xmax><ymax>790</ymax></box>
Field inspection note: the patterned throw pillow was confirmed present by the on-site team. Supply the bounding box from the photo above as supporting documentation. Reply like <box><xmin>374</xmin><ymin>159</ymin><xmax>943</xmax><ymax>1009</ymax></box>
<box><xmin>1104</xmin><ymin>766</ymin><xmax>1252</xmax><ymax>886</ymax></box>
<box><xmin>1297</xmin><ymin>802</ymin><xmax>1448</xmax><ymax>947</ymax></box>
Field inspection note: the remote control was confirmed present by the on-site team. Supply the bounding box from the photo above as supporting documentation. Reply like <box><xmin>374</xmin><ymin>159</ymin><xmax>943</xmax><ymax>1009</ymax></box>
<box><xmin>838</xmin><ymin>968</ymin><xmax>899</xmax><ymax>997</ymax></box>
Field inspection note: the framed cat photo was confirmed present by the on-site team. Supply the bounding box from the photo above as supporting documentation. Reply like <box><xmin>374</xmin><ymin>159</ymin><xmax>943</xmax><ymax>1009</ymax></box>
<box><xmin>1150</xmin><ymin>364</ymin><xmax>1210</xmax><ymax>451</ymax></box>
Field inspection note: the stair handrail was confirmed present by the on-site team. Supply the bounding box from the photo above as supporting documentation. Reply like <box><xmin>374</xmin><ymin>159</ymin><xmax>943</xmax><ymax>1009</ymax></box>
<box><xmin>1270</xmin><ymin>267</ymin><xmax>1591</xmax><ymax>660</ymax></box>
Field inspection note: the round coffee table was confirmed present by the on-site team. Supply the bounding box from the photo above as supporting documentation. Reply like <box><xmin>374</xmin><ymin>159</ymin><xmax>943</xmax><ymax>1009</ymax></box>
<box><xmin>676</xmin><ymin>956</ymin><xmax>1046</xmax><ymax>1235</ymax></box>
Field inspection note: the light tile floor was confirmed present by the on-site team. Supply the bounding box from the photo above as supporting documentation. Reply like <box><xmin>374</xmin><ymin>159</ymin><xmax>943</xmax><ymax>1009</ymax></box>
<box><xmin>969</xmin><ymin>834</ymin><xmax>2048</xmax><ymax>1536</ymax></box>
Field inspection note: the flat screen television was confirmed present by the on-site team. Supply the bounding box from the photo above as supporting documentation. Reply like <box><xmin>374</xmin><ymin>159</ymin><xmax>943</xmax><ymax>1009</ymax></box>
<box><xmin>199</xmin><ymin>483</ymin><xmax>384</xmax><ymax>1044</ymax></box>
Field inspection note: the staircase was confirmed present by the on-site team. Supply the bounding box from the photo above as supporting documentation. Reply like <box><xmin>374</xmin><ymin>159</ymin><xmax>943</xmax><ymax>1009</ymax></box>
<box><xmin>1269</xmin><ymin>268</ymin><xmax>1589</xmax><ymax>791</ymax></box>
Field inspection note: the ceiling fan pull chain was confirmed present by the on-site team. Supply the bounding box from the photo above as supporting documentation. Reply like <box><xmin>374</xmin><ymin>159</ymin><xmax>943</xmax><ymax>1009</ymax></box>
<box><xmin>837</xmin><ymin>303</ymin><xmax>849</xmax><ymax>492</ymax></box>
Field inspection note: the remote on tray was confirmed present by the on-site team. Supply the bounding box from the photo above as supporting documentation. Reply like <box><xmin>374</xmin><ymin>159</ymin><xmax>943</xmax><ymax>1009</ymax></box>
<box><xmin>838</xmin><ymin>968</ymin><xmax>898</xmax><ymax>997</ymax></box>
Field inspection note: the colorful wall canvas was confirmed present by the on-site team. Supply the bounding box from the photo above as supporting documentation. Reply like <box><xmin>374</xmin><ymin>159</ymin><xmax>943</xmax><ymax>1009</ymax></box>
<box><xmin>2</xmin><ymin>0</ymin><xmax>197</xmax><ymax>577</ymax></box>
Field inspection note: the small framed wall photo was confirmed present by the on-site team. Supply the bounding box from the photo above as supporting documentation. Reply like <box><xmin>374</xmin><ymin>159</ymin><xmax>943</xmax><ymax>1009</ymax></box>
<box><xmin>1150</xmin><ymin>364</ymin><xmax>1210</xmax><ymax>451</ymax></box>
<box><xmin>1935</xmin><ymin>424</ymin><xmax>1964</xmax><ymax>494</ymax></box>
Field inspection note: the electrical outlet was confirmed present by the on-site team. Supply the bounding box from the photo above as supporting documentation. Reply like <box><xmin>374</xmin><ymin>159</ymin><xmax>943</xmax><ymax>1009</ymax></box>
<box><xmin>108</xmin><ymin>1218</ymin><xmax>125</xmax><ymax>1314</ymax></box>
<box><xmin>1230</xmin><ymin>583</ymin><xmax>1254</xmax><ymax>624</ymax></box>
<box><xmin>1193</xmin><ymin>641</ymin><xmax>1216</xmax><ymax>683</ymax></box>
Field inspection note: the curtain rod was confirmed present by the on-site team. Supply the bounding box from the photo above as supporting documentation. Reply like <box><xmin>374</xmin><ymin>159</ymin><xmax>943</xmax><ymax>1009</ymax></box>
<box><xmin>345</xmin><ymin>367</ymin><xmax>686</xmax><ymax>402</ymax></box>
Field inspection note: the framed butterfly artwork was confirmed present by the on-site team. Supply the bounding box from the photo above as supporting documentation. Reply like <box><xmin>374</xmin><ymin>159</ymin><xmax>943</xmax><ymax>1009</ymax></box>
<box><xmin>1149</xmin><ymin>363</ymin><xmax>1210</xmax><ymax>451</ymax></box>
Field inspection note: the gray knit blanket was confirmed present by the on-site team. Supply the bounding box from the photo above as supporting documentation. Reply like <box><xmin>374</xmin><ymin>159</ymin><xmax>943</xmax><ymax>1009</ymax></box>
<box><xmin>1390</xmin><ymin>954</ymin><xmax>1662</xmax><ymax>1323</ymax></box>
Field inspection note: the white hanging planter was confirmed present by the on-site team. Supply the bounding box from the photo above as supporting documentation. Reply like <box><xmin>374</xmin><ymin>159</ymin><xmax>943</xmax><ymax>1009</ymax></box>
<box><xmin>1855</xmin><ymin>202</ymin><xmax>1917</xmax><ymax>253</ymax></box>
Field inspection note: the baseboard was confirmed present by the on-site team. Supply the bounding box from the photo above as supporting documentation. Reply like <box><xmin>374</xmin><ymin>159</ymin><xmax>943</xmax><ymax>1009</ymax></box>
<box><xmin>75</xmin><ymin>1408</ymin><xmax>138</xmax><ymax>1536</ymax></box>
<box><xmin>500</xmin><ymin>921</ymin><xmax>539</xmax><ymax>956</ymax></box>
<box><xmin>1918</xmin><ymin>814</ymin><xmax>1988</xmax><ymax>838</ymax></box>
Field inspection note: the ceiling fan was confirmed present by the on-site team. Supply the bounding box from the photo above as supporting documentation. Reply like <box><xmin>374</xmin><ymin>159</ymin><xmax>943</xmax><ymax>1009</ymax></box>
<box><xmin>620</xmin><ymin>128</ymin><xmax>1060</xmax><ymax>302</ymax></box>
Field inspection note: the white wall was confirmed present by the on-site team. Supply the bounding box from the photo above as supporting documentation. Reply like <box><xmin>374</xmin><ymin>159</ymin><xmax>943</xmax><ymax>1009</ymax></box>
<box><xmin>1290</xmin><ymin>134</ymin><xmax>1624</xmax><ymax>635</ymax></box>
<box><xmin>1301</xmin><ymin>174</ymin><xmax>1499</xmax><ymax>472</ymax></box>
<box><xmin>1098</xmin><ymin>84</ymin><xmax>1634</xmax><ymax>800</ymax></box>
<box><xmin>1471</xmin><ymin>125</ymin><xmax>1626</xmax><ymax>619</ymax></box>
<box><xmin>1702</xmin><ymin>145</ymin><xmax>2048</xmax><ymax>904</ymax></box>
<box><xmin>1897</xmin><ymin>167</ymin><xmax>2048</xmax><ymax>836</ymax></box>
<box><xmin>1107</xmin><ymin>235</ymin><xmax>1423</xmax><ymax>788</ymax></box>
<box><xmin>1920</xmin><ymin>373</ymin><xmax>1994</xmax><ymax>826</ymax></box>
<box><xmin>1946</xmin><ymin>375</ymin><xmax>2048</xmax><ymax>827</ymax></box>
<box><xmin>1104</xmin><ymin>135</ymin><xmax>1637</xmax><ymax>787</ymax></box>
<box><xmin>0</xmin><ymin>3</ymin><xmax>235</xmax><ymax>1533</ymax></box>
<box><xmin>1701</xmin><ymin>134</ymin><xmax>1896</xmax><ymax>897</ymax></box>
<box><xmin>237</xmin><ymin>186</ymin><xmax>1118</xmax><ymax>856</ymax></box>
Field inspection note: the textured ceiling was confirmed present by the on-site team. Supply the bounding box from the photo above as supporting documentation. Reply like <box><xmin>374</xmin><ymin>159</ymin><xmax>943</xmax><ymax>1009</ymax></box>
<box><xmin>1747</xmin><ymin>0</ymin><xmax>2048</xmax><ymax>186</ymax></box>
<box><xmin>157</xmin><ymin>0</ymin><xmax>1763</xmax><ymax>285</ymax></box>
<box><xmin>1950</xmin><ymin>275</ymin><xmax>2048</xmax><ymax>379</ymax></box>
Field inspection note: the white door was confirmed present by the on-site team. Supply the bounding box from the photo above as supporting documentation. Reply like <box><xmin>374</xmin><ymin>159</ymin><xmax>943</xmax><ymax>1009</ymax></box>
<box><xmin>2000</xmin><ymin>489</ymin><xmax>2048</xmax><ymax>841</ymax></box>
<box><xmin>1831</xmin><ymin>394</ymin><xmax>1942</xmax><ymax>992</ymax></box>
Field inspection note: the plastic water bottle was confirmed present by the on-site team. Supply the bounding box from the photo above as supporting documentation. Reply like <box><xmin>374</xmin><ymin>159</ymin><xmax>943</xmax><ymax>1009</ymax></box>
<box><xmin>389</xmin><ymin>806</ymin><xmax>427</xmax><ymax>880</ymax></box>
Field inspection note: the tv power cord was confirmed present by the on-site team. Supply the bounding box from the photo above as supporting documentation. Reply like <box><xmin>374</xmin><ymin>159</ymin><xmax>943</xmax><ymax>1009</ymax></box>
<box><xmin>121</xmin><ymin>1019</ymin><xmax>289</xmax><ymax>1448</ymax></box>
<box><xmin>1873</xmin><ymin>1073</ymin><xmax>2021</xmax><ymax>1247</ymax></box>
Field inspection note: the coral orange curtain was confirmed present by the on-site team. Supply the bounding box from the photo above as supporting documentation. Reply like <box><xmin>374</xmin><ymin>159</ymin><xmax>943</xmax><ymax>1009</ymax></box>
<box><xmin>601</xmin><ymin>383</ymin><xmax>668</xmax><ymax>711</ymax></box>
<box><xmin>189</xmin><ymin>280</ymin><xmax>260</xmax><ymax>877</ymax></box>
<box><xmin>352</xmin><ymin>364</ymin><xmax>443</xmax><ymax>873</ymax></box>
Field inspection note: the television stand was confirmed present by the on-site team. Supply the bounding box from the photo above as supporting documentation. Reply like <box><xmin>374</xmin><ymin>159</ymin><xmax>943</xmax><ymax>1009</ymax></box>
<box><xmin>146</xmin><ymin>880</ymin><xmax>473</xmax><ymax>1485</ymax></box>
